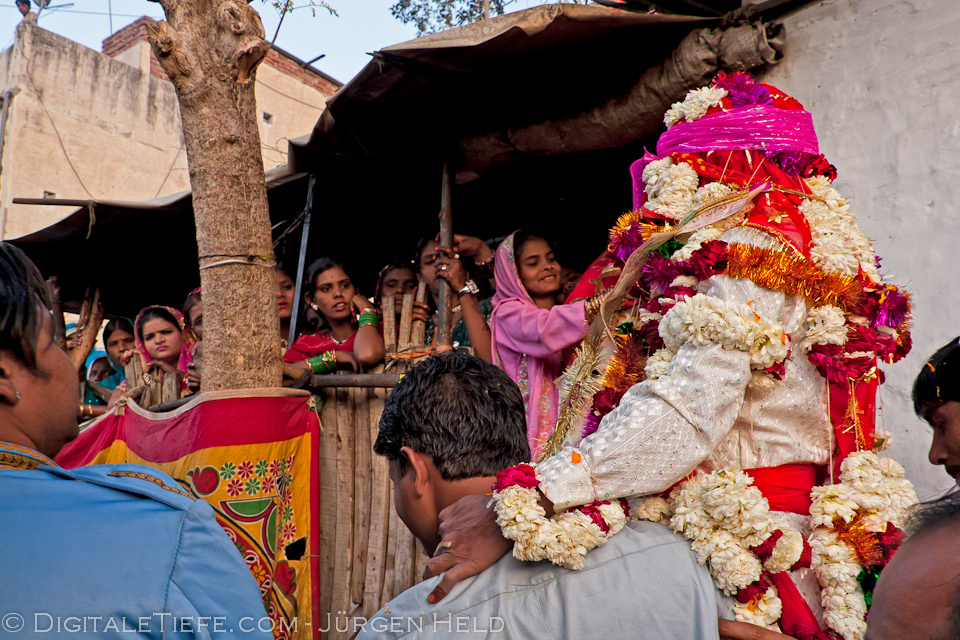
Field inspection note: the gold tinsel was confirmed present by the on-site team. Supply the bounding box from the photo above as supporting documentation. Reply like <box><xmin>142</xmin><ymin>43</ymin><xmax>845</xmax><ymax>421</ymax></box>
<box><xmin>539</xmin><ymin>341</ymin><xmax>602</xmax><ymax>462</ymax></box>
<box><xmin>726</xmin><ymin>243</ymin><xmax>863</xmax><ymax>312</ymax></box>
<box><xmin>834</xmin><ymin>513</ymin><xmax>885</xmax><ymax>568</ymax></box>
<box><xmin>601</xmin><ymin>333</ymin><xmax>648</xmax><ymax>395</ymax></box>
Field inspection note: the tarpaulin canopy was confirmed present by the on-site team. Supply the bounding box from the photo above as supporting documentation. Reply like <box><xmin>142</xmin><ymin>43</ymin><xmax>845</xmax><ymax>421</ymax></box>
<box><xmin>290</xmin><ymin>4</ymin><xmax>782</xmax><ymax>182</ymax></box>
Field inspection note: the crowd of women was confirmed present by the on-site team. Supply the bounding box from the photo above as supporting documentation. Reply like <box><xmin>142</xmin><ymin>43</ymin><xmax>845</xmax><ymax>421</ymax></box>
<box><xmin>75</xmin><ymin>230</ymin><xmax>595</xmax><ymax>455</ymax></box>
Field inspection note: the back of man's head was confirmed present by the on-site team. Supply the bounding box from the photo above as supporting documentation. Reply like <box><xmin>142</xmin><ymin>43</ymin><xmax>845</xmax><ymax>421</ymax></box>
<box><xmin>0</xmin><ymin>242</ymin><xmax>52</xmax><ymax>374</ymax></box>
<box><xmin>374</xmin><ymin>353</ymin><xmax>530</xmax><ymax>479</ymax></box>
<box><xmin>868</xmin><ymin>493</ymin><xmax>960</xmax><ymax>640</ymax></box>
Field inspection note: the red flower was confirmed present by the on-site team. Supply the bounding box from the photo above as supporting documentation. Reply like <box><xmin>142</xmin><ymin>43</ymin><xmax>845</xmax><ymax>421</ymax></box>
<box><xmin>494</xmin><ymin>464</ymin><xmax>540</xmax><ymax>492</ymax></box>
<box><xmin>574</xmin><ymin>501</ymin><xmax>611</xmax><ymax>534</ymax></box>
<box><xmin>237</xmin><ymin>461</ymin><xmax>255</xmax><ymax>479</ymax></box>
<box><xmin>687</xmin><ymin>240</ymin><xmax>729</xmax><ymax>281</ymax></box>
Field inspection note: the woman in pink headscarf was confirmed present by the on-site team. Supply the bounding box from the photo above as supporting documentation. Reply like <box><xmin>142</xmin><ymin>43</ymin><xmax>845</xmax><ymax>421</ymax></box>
<box><xmin>490</xmin><ymin>231</ymin><xmax>599</xmax><ymax>459</ymax></box>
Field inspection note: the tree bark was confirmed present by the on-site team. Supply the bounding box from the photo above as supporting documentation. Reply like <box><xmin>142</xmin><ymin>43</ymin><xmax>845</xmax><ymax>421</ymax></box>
<box><xmin>146</xmin><ymin>0</ymin><xmax>281</xmax><ymax>390</ymax></box>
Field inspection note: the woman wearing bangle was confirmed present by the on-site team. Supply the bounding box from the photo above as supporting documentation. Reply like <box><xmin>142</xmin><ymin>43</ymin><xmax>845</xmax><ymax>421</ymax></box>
<box><xmin>283</xmin><ymin>258</ymin><xmax>385</xmax><ymax>373</ymax></box>
<box><xmin>415</xmin><ymin>235</ymin><xmax>494</xmax><ymax>362</ymax></box>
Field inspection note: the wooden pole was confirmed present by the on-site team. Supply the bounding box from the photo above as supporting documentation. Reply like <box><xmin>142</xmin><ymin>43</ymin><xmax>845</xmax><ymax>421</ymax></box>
<box><xmin>411</xmin><ymin>282</ymin><xmax>427</xmax><ymax>347</ymax></box>
<box><xmin>398</xmin><ymin>293</ymin><xmax>414</xmax><ymax>350</ymax></box>
<box><xmin>437</xmin><ymin>160</ymin><xmax>454</xmax><ymax>350</ymax></box>
<box><xmin>288</xmin><ymin>175</ymin><xmax>316</xmax><ymax>347</ymax></box>
<box><xmin>382</xmin><ymin>295</ymin><xmax>396</xmax><ymax>353</ymax></box>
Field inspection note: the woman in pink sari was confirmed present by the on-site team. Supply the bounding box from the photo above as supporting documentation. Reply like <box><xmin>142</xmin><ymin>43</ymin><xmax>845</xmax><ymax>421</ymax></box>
<box><xmin>490</xmin><ymin>231</ymin><xmax>600</xmax><ymax>459</ymax></box>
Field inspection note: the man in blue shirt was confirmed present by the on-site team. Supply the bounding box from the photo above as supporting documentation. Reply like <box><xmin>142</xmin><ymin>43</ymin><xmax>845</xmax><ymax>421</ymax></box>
<box><xmin>0</xmin><ymin>243</ymin><xmax>272</xmax><ymax>638</ymax></box>
<box><xmin>358</xmin><ymin>352</ymin><xmax>735</xmax><ymax>639</ymax></box>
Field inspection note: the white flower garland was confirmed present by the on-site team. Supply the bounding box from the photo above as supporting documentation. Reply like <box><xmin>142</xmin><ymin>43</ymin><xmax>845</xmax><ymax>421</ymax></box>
<box><xmin>657</xmin><ymin>293</ymin><xmax>791</xmax><ymax>371</ymax></box>
<box><xmin>664</xmin><ymin>86</ymin><xmax>729</xmax><ymax>128</ymax></box>
<box><xmin>644</xmin><ymin>348</ymin><xmax>675</xmax><ymax>380</ymax></box>
<box><xmin>664</xmin><ymin>469</ymin><xmax>804</xmax><ymax>629</ymax></box>
<box><xmin>642</xmin><ymin>158</ymin><xmax>700</xmax><ymax>221</ymax></box>
<box><xmin>798</xmin><ymin>304</ymin><xmax>848</xmax><ymax>353</ymax></box>
<box><xmin>801</xmin><ymin>177</ymin><xmax>880</xmax><ymax>282</ymax></box>
<box><xmin>493</xmin><ymin>484</ymin><xmax>627</xmax><ymax>571</ymax></box>
<box><xmin>809</xmin><ymin>451</ymin><xmax>918</xmax><ymax>640</ymax></box>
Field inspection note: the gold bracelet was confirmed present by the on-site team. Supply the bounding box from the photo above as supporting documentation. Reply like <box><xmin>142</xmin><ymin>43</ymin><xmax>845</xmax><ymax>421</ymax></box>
<box><xmin>585</xmin><ymin>287</ymin><xmax>614</xmax><ymax>324</ymax></box>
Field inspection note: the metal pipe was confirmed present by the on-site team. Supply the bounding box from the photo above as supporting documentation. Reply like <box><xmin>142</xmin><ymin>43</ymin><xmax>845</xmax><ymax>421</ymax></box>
<box><xmin>288</xmin><ymin>175</ymin><xmax>316</xmax><ymax>347</ymax></box>
<box><xmin>436</xmin><ymin>160</ymin><xmax>453</xmax><ymax>349</ymax></box>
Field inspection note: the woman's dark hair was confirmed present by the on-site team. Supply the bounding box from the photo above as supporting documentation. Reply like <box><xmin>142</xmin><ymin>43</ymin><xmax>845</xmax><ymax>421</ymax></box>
<box><xmin>0</xmin><ymin>243</ymin><xmax>52</xmax><ymax>373</ymax></box>
<box><xmin>181</xmin><ymin>290</ymin><xmax>202</xmax><ymax>325</ymax></box>
<box><xmin>102</xmin><ymin>318</ymin><xmax>135</xmax><ymax>343</ymax></box>
<box><xmin>374</xmin><ymin>258</ymin><xmax>417</xmax><ymax>305</ymax></box>
<box><xmin>512</xmin><ymin>230</ymin><xmax>555</xmax><ymax>264</ymax></box>
<box><xmin>302</xmin><ymin>258</ymin><xmax>352</xmax><ymax>333</ymax></box>
<box><xmin>136</xmin><ymin>307</ymin><xmax>183</xmax><ymax>341</ymax></box>
<box><xmin>914</xmin><ymin>337</ymin><xmax>960</xmax><ymax>419</ymax></box>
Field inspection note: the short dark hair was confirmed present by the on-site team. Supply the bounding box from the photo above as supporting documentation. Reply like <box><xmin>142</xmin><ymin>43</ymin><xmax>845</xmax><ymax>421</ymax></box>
<box><xmin>0</xmin><ymin>243</ymin><xmax>52</xmax><ymax>373</ymax></box>
<box><xmin>905</xmin><ymin>492</ymin><xmax>960</xmax><ymax>640</ymax></box>
<box><xmin>913</xmin><ymin>337</ymin><xmax>960</xmax><ymax>418</ymax></box>
<box><xmin>374</xmin><ymin>353</ymin><xmax>530</xmax><ymax>480</ymax></box>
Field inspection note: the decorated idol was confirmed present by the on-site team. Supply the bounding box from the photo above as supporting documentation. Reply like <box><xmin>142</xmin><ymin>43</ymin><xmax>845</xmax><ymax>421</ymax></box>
<box><xmin>491</xmin><ymin>73</ymin><xmax>916</xmax><ymax>640</ymax></box>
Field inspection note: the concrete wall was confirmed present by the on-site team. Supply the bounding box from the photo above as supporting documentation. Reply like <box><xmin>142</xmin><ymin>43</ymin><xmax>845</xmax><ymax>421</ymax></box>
<box><xmin>0</xmin><ymin>24</ymin><xmax>188</xmax><ymax>239</ymax></box>
<box><xmin>760</xmin><ymin>0</ymin><xmax>960</xmax><ymax>500</ymax></box>
<box><xmin>0</xmin><ymin>22</ymin><xmax>337</xmax><ymax>239</ymax></box>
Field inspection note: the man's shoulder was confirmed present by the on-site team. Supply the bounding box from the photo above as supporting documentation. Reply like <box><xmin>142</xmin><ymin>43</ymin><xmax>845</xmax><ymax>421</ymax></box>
<box><xmin>3</xmin><ymin>458</ymin><xmax>199</xmax><ymax>514</ymax></box>
<box><xmin>58</xmin><ymin>463</ymin><xmax>198</xmax><ymax>509</ymax></box>
<box><xmin>357</xmin><ymin>521</ymin><xmax>714</xmax><ymax>639</ymax></box>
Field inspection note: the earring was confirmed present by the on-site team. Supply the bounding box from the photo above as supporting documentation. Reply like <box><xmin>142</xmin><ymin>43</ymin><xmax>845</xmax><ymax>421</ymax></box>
<box><xmin>15</xmin><ymin>391</ymin><xmax>20</xmax><ymax>400</ymax></box>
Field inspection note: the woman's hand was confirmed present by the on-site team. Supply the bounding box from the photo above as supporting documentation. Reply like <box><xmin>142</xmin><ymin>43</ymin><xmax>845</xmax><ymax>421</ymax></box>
<box><xmin>186</xmin><ymin>362</ymin><xmax>201</xmax><ymax>392</ymax></box>
<box><xmin>447</xmin><ymin>234</ymin><xmax>494</xmax><ymax>264</ymax></box>
<box><xmin>334</xmin><ymin>350</ymin><xmax>360</xmax><ymax>373</ymax></box>
<box><xmin>422</xmin><ymin>494</ymin><xmax>512</xmax><ymax>603</ymax></box>
<box><xmin>411</xmin><ymin>301</ymin><xmax>431</xmax><ymax>324</ymax></box>
<box><xmin>435</xmin><ymin>251</ymin><xmax>467</xmax><ymax>291</ymax></box>
<box><xmin>352</xmin><ymin>294</ymin><xmax>375</xmax><ymax>315</ymax></box>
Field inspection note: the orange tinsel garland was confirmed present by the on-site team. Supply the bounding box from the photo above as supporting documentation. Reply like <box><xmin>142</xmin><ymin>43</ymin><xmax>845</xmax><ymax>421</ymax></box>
<box><xmin>726</xmin><ymin>243</ymin><xmax>863</xmax><ymax>312</ymax></box>
<box><xmin>834</xmin><ymin>513</ymin><xmax>885</xmax><ymax>568</ymax></box>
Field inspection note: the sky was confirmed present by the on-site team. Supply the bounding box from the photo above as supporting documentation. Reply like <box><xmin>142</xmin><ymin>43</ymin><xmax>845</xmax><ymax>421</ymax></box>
<box><xmin>0</xmin><ymin>0</ymin><xmax>422</xmax><ymax>84</ymax></box>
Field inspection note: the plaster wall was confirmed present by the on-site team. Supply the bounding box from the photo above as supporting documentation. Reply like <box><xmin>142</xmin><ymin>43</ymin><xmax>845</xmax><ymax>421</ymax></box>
<box><xmin>0</xmin><ymin>24</ymin><xmax>333</xmax><ymax>239</ymax></box>
<box><xmin>255</xmin><ymin>61</ymin><xmax>329</xmax><ymax>170</ymax></box>
<box><xmin>0</xmin><ymin>24</ymin><xmax>188</xmax><ymax>239</ymax></box>
<box><xmin>760</xmin><ymin>0</ymin><xmax>960</xmax><ymax>500</ymax></box>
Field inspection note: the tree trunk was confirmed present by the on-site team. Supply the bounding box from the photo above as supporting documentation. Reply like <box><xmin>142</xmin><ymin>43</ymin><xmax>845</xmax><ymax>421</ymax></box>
<box><xmin>146</xmin><ymin>1</ymin><xmax>281</xmax><ymax>390</ymax></box>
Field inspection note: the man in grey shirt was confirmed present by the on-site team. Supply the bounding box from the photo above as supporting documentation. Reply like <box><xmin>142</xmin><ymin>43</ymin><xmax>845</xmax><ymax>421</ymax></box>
<box><xmin>358</xmin><ymin>352</ymin><xmax>733</xmax><ymax>639</ymax></box>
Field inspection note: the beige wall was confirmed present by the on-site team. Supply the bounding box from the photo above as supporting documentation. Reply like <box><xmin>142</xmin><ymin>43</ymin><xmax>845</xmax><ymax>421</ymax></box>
<box><xmin>759</xmin><ymin>0</ymin><xmax>960</xmax><ymax>501</ymax></box>
<box><xmin>0</xmin><ymin>24</ymin><xmax>331</xmax><ymax>239</ymax></box>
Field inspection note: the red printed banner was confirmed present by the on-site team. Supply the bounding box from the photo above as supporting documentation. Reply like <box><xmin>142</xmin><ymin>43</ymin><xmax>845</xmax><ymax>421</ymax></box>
<box><xmin>56</xmin><ymin>390</ymin><xmax>321</xmax><ymax>640</ymax></box>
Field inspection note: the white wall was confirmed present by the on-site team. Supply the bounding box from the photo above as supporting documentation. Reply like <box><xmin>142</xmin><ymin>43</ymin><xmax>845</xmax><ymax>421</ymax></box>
<box><xmin>760</xmin><ymin>0</ymin><xmax>960</xmax><ymax>500</ymax></box>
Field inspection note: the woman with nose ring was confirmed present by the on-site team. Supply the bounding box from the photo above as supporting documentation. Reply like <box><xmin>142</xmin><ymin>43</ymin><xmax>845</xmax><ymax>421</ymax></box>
<box><xmin>489</xmin><ymin>231</ymin><xmax>603</xmax><ymax>459</ymax></box>
<box><xmin>283</xmin><ymin>258</ymin><xmax>385</xmax><ymax>374</ymax></box>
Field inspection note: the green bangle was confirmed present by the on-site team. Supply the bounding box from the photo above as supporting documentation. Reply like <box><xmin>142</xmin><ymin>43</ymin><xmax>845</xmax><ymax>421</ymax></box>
<box><xmin>307</xmin><ymin>350</ymin><xmax>336</xmax><ymax>374</ymax></box>
<box><xmin>358</xmin><ymin>311</ymin><xmax>379</xmax><ymax>328</ymax></box>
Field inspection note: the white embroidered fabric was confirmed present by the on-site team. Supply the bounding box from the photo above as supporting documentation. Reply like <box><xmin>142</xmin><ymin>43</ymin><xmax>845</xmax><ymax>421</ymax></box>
<box><xmin>536</xmin><ymin>227</ymin><xmax>833</xmax><ymax>511</ymax></box>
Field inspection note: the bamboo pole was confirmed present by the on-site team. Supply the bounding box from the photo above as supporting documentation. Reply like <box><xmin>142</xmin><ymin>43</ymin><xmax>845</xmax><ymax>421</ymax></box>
<box><xmin>411</xmin><ymin>282</ymin><xmax>427</xmax><ymax>347</ymax></box>
<box><xmin>436</xmin><ymin>160</ymin><xmax>453</xmax><ymax>350</ymax></box>
<box><xmin>398</xmin><ymin>293</ymin><xmax>414</xmax><ymax>350</ymax></box>
<box><xmin>382</xmin><ymin>296</ymin><xmax>396</xmax><ymax>353</ymax></box>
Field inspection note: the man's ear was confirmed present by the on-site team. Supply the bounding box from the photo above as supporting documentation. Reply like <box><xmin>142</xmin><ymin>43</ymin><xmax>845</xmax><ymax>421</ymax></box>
<box><xmin>0</xmin><ymin>352</ymin><xmax>21</xmax><ymax>405</ymax></box>
<box><xmin>399</xmin><ymin>445</ymin><xmax>432</xmax><ymax>498</ymax></box>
